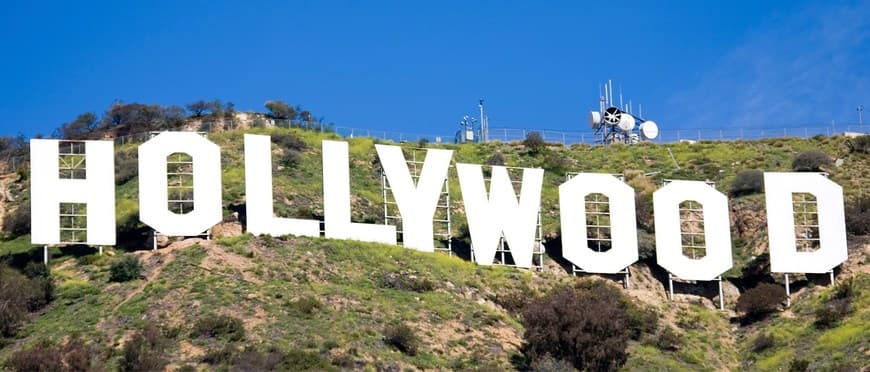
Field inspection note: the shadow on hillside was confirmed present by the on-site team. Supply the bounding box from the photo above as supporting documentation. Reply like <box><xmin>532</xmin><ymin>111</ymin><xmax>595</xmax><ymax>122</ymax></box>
<box><xmin>2</xmin><ymin>244</ymin><xmax>104</xmax><ymax>269</ymax></box>
<box><xmin>544</xmin><ymin>235</ymin><xmax>634</xmax><ymax>288</ymax></box>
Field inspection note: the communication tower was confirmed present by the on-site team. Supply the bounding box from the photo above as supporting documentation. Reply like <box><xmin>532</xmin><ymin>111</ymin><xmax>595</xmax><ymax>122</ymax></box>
<box><xmin>455</xmin><ymin>99</ymin><xmax>490</xmax><ymax>143</ymax></box>
<box><xmin>588</xmin><ymin>80</ymin><xmax>659</xmax><ymax>145</ymax></box>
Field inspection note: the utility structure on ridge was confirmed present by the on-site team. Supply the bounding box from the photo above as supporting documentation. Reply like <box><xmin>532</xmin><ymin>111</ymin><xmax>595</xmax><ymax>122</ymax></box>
<box><xmin>589</xmin><ymin>80</ymin><xmax>660</xmax><ymax>145</ymax></box>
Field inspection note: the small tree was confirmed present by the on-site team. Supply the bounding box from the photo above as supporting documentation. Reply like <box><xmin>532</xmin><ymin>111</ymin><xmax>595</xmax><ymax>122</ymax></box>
<box><xmin>265</xmin><ymin>100</ymin><xmax>296</xmax><ymax>120</ymax></box>
<box><xmin>58</xmin><ymin>112</ymin><xmax>99</xmax><ymax>140</ymax></box>
<box><xmin>730</xmin><ymin>170</ymin><xmax>764</xmax><ymax>197</ymax></box>
<box><xmin>523</xmin><ymin>131</ymin><xmax>546</xmax><ymax>155</ymax></box>
<box><xmin>186</xmin><ymin>100</ymin><xmax>210</xmax><ymax>117</ymax></box>
<box><xmin>792</xmin><ymin>151</ymin><xmax>832</xmax><ymax>172</ymax></box>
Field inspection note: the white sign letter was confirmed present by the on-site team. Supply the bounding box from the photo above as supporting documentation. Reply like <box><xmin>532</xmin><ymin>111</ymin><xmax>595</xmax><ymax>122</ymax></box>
<box><xmin>375</xmin><ymin>144</ymin><xmax>452</xmax><ymax>252</ymax></box>
<box><xmin>322</xmin><ymin>140</ymin><xmax>396</xmax><ymax>244</ymax></box>
<box><xmin>31</xmin><ymin>140</ymin><xmax>115</xmax><ymax>245</ymax></box>
<box><xmin>559</xmin><ymin>173</ymin><xmax>638</xmax><ymax>273</ymax></box>
<box><xmin>764</xmin><ymin>172</ymin><xmax>847</xmax><ymax>273</ymax></box>
<box><xmin>654</xmin><ymin>181</ymin><xmax>732</xmax><ymax>281</ymax></box>
<box><xmin>456</xmin><ymin>164</ymin><xmax>543</xmax><ymax>268</ymax></box>
<box><xmin>139</xmin><ymin>132</ymin><xmax>222</xmax><ymax>236</ymax></box>
<box><xmin>244</xmin><ymin>134</ymin><xmax>319</xmax><ymax>237</ymax></box>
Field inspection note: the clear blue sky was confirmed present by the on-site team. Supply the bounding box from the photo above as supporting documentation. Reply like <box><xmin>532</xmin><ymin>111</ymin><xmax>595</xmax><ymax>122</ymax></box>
<box><xmin>1</xmin><ymin>0</ymin><xmax>867</xmax><ymax>138</ymax></box>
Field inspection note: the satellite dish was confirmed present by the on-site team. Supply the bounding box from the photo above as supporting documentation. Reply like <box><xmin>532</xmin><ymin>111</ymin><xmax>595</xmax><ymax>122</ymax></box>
<box><xmin>617</xmin><ymin>113</ymin><xmax>636</xmax><ymax>132</ymax></box>
<box><xmin>639</xmin><ymin>120</ymin><xmax>659</xmax><ymax>140</ymax></box>
<box><xmin>603</xmin><ymin>106</ymin><xmax>621</xmax><ymax>125</ymax></box>
<box><xmin>589</xmin><ymin>111</ymin><xmax>601</xmax><ymax>129</ymax></box>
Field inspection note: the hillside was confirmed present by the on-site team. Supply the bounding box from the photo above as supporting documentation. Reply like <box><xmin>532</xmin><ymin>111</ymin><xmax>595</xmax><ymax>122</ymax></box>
<box><xmin>0</xmin><ymin>125</ymin><xmax>868</xmax><ymax>371</ymax></box>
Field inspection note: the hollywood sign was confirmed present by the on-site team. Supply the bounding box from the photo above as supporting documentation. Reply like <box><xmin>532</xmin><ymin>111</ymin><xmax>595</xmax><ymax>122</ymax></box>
<box><xmin>30</xmin><ymin>132</ymin><xmax>848</xmax><ymax>281</ymax></box>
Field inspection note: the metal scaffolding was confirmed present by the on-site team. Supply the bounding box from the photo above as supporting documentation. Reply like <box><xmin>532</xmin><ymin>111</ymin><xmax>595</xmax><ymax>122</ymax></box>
<box><xmin>381</xmin><ymin>148</ymin><xmax>453</xmax><ymax>255</ymax></box>
<box><xmin>58</xmin><ymin>141</ymin><xmax>86</xmax><ymax>179</ymax></box>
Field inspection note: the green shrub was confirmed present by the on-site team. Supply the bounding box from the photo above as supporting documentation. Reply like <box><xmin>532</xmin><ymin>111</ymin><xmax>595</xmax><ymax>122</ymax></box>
<box><xmin>272</xmin><ymin>132</ymin><xmax>307</xmax><ymax>152</ymax></box>
<box><xmin>2</xmin><ymin>202</ymin><xmax>31</xmax><ymax>238</ymax></box>
<box><xmin>523</xmin><ymin>131</ymin><xmax>546</xmax><ymax>155</ymax></box>
<box><xmin>791</xmin><ymin>151</ymin><xmax>832</xmax><ymax>172</ymax></box>
<box><xmin>846</xmin><ymin>134</ymin><xmax>870</xmax><ymax>154</ymax></box>
<box><xmin>202</xmin><ymin>344</ymin><xmax>237</xmax><ymax>365</ymax></box>
<box><xmin>288</xmin><ymin>295</ymin><xmax>323</xmax><ymax>315</ymax></box>
<box><xmin>383</xmin><ymin>323</ymin><xmax>419</xmax><ymax>356</ymax></box>
<box><xmin>730</xmin><ymin>170</ymin><xmax>764</xmax><ymax>197</ymax></box>
<box><xmin>814</xmin><ymin>278</ymin><xmax>857</xmax><ymax>328</ymax></box>
<box><xmin>485</xmin><ymin>152</ymin><xmax>506</xmax><ymax>166</ymax></box>
<box><xmin>6</xmin><ymin>338</ymin><xmax>94</xmax><ymax>372</ymax></box>
<box><xmin>542</xmin><ymin>152</ymin><xmax>571</xmax><ymax>173</ymax></box>
<box><xmin>109</xmin><ymin>255</ymin><xmax>142</xmax><ymax>282</ymax></box>
<box><xmin>119</xmin><ymin>326</ymin><xmax>167</xmax><ymax>372</ymax></box>
<box><xmin>635</xmin><ymin>193</ymin><xmax>654</xmax><ymax>233</ymax></box>
<box><xmin>813</xmin><ymin>298</ymin><xmax>852</xmax><ymax>328</ymax></box>
<box><xmin>529</xmin><ymin>355</ymin><xmax>577</xmax><ymax>372</ymax></box>
<box><xmin>224</xmin><ymin>347</ymin><xmax>335</xmax><ymax>371</ymax></box>
<box><xmin>736</xmin><ymin>283</ymin><xmax>784</xmax><ymax>321</ymax></box>
<box><xmin>0</xmin><ymin>264</ymin><xmax>54</xmax><ymax>337</ymax></box>
<box><xmin>521</xmin><ymin>281</ymin><xmax>632</xmax><ymax>371</ymax></box>
<box><xmin>378</xmin><ymin>272</ymin><xmax>434</xmax><ymax>292</ymax></box>
<box><xmin>788</xmin><ymin>357</ymin><xmax>810</xmax><ymax>372</ymax></box>
<box><xmin>280</xmin><ymin>149</ymin><xmax>303</xmax><ymax>168</ymax></box>
<box><xmin>626</xmin><ymin>302</ymin><xmax>658</xmax><ymax>340</ymax></box>
<box><xmin>115</xmin><ymin>150</ymin><xmax>138</xmax><ymax>184</ymax></box>
<box><xmin>654</xmin><ymin>326</ymin><xmax>681</xmax><ymax>351</ymax></box>
<box><xmin>844</xmin><ymin>195</ymin><xmax>870</xmax><ymax>235</ymax></box>
<box><xmin>490</xmin><ymin>287</ymin><xmax>530</xmax><ymax>316</ymax></box>
<box><xmin>751</xmin><ymin>333</ymin><xmax>775</xmax><ymax>353</ymax></box>
<box><xmin>192</xmin><ymin>314</ymin><xmax>245</xmax><ymax>341</ymax></box>
<box><xmin>831</xmin><ymin>277</ymin><xmax>857</xmax><ymax>300</ymax></box>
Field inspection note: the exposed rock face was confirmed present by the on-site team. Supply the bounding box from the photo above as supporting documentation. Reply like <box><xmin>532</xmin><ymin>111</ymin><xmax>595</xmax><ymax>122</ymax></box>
<box><xmin>211</xmin><ymin>221</ymin><xmax>243</xmax><ymax>238</ymax></box>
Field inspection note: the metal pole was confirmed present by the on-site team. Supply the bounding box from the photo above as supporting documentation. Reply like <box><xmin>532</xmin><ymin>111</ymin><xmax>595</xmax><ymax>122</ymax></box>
<box><xmin>99</xmin><ymin>246</ymin><xmax>103</xmax><ymax>256</ymax></box>
<box><xmin>43</xmin><ymin>245</ymin><xmax>48</xmax><ymax>264</ymax></box>
<box><xmin>718</xmin><ymin>276</ymin><xmax>724</xmax><ymax>310</ymax></box>
<box><xmin>829</xmin><ymin>270</ymin><xmax>835</xmax><ymax>285</ymax></box>
<box><xmin>784</xmin><ymin>273</ymin><xmax>791</xmax><ymax>307</ymax></box>
<box><xmin>668</xmin><ymin>274</ymin><xmax>674</xmax><ymax>300</ymax></box>
<box><xmin>153</xmin><ymin>231</ymin><xmax>157</xmax><ymax>250</ymax></box>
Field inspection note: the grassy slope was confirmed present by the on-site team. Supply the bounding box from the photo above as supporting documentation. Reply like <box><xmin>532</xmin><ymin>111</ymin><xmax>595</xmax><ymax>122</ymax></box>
<box><xmin>0</xmin><ymin>127</ymin><xmax>868</xmax><ymax>370</ymax></box>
